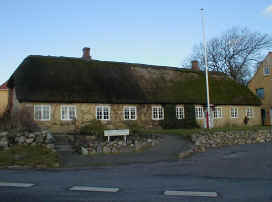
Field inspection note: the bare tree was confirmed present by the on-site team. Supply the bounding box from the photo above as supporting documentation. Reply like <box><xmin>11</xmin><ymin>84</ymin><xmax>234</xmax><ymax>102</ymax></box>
<box><xmin>183</xmin><ymin>27</ymin><xmax>272</xmax><ymax>84</ymax></box>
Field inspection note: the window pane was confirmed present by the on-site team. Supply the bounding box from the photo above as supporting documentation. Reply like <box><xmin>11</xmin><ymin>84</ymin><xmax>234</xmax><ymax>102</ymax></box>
<box><xmin>43</xmin><ymin>106</ymin><xmax>50</xmax><ymax>120</ymax></box>
<box><xmin>131</xmin><ymin>107</ymin><xmax>136</xmax><ymax>120</ymax></box>
<box><xmin>103</xmin><ymin>107</ymin><xmax>109</xmax><ymax>120</ymax></box>
<box><xmin>256</xmin><ymin>88</ymin><xmax>264</xmax><ymax>99</ymax></box>
<box><xmin>62</xmin><ymin>106</ymin><xmax>67</xmax><ymax>120</ymax></box>
<box><xmin>34</xmin><ymin>106</ymin><xmax>41</xmax><ymax>120</ymax></box>
<box><xmin>69</xmin><ymin>106</ymin><xmax>75</xmax><ymax>120</ymax></box>
<box><xmin>96</xmin><ymin>107</ymin><xmax>102</xmax><ymax>120</ymax></box>
<box><xmin>124</xmin><ymin>108</ymin><xmax>130</xmax><ymax>120</ymax></box>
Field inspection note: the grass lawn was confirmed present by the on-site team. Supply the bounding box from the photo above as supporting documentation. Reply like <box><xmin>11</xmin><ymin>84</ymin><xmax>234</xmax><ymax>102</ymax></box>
<box><xmin>0</xmin><ymin>145</ymin><xmax>60</xmax><ymax>168</ymax></box>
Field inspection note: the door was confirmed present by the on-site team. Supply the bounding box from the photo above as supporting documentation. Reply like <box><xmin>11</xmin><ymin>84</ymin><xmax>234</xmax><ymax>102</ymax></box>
<box><xmin>261</xmin><ymin>109</ymin><xmax>266</xmax><ymax>126</ymax></box>
<box><xmin>270</xmin><ymin>108</ymin><xmax>272</xmax><ymax>125</ymax></box>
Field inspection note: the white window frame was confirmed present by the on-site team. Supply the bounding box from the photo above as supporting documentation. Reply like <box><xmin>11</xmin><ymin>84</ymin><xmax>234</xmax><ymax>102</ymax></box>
<box><xmin>195</xmin><ymin>106</ymin><xmax>204</xmax><ymax>119</ymax></box>
<box><xmin>213</xmin><ymin>107</ymin><xmax>223</xmax><ymax>119</ymax></box>
<box><xmin>61</xmin><ymin>105</ymin><xmax>77</xmax><ymax>121</ymax></box>
<box><xmin>176</xmin><ymin>106</ymin><xmax>185</xmax><ymax>120</ymax></box>
<box><xmin>264</xmin><ymin>66</ymin><xmax>270</xmax><ymax>75</ymax></box>
<box><xmin>152</xmin><ymin>106</ymin><xmax>164</xmax><ymax>120</ymax></box>
<box><xmin>123</xmin><ymin>106</ymin><xmax>137</xmax><ymax>120</ymax></box>
<box><xmin>96</xmin><ymin>106</ymin><xmax>111</xmax><ymax>120</ymax></box>
<box><xmin>246</xmin><ymin>107</ymin><xmax>254</xmax><ymax>119</ymax></box>
<box><xmin>34</xmin><ymin>105</ymin><xmax>51</xmax><ymax>121</ymax></box>
<box><xmin>231</xmin><ymin>107</ymin><xmax>238</xmax><ymax>119</ymax></box>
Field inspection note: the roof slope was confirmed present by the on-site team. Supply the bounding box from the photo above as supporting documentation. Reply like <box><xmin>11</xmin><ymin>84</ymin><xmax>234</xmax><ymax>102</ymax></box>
<box><xmin>0</xmin><ymin>81</ymin><xmax>8</xmax><ymax>90</ymax></box>
<box><xmin>8</xmin><ymin>55</ymin><xmax>261</xmax><ymax>105</ymax></box>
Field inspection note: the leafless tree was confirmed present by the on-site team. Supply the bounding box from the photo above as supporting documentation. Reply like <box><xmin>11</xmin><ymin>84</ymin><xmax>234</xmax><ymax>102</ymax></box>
<box><xmin>183</xmin><ymin>27</ymin><xmax>272</xmax><ymax>84</ymax></box>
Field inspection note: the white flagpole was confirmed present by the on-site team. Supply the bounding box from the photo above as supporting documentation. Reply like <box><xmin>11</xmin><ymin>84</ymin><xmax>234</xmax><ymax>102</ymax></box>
<box><xmin>201</xmin><ymin>8</ymin><xmax>211</xmax><ymax>129</ymax></box>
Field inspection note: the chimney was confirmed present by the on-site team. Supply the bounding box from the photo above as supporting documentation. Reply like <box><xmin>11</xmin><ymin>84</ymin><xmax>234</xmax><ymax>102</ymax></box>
<box><xmin>191</xmin><ymin>60</ymin><xmax>200</xmax><ymax>71</ymax></box>
<box><xmin>82</xmin><ymin>47</ymin><xmax>91</xmax><ymax>61</ymax></box>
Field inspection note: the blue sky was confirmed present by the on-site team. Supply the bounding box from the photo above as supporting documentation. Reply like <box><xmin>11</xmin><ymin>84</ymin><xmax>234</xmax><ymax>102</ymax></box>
<box><xmin>0</xmin><ymin>0</ymin><xmax>271</xmax><ymax>84</ymax></box>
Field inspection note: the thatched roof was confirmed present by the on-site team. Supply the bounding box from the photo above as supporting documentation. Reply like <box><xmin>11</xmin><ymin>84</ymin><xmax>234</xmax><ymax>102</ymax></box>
<box><xmin>8</xmin><ymin>55</ymin><xmax>261</xmax><ymax>105</ymax></box>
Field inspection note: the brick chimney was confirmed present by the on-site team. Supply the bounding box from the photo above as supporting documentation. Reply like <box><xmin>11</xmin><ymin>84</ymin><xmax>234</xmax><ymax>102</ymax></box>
<box><xmin>191</xmin><ymin>60</ymin><xmax>200</xmax><ymax>71</ymax></box>
<box><xmin>82</xmin><ymin>47</ymin><xmax>91</xmax><ymax>61</ymax></box>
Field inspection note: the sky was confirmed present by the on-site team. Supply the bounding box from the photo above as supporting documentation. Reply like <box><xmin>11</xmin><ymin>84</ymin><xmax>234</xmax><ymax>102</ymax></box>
<box><xmin>0</xmin><ymin>0</ymin><xmax>272</xmax><ymax>84</ymax></box>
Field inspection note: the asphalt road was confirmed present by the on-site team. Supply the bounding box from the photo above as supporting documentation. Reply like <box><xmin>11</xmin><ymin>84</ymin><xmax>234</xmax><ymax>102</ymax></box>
<box><xmin>1</xmin><ymin>143</ymin><xmax>272</xmax><ymax>202</ymax></box>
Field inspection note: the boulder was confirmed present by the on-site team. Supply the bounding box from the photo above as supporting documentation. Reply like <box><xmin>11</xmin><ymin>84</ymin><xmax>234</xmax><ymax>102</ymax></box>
<box><xmin>0</xmin><ymin>137</ymin><xmax>8</xmax><ymax>148</ymax></box>
<box><xmin>25</xmin><ymin>138</ymin><xmax>34</xmax><ymax>144</ymax></box>
<box><xmin>16</xmin><ymin>136</ymin><xmax>25</xmax><ymax>144</ymax></box>
<box><xmin>46</xmin><ymin>144</ymin><xmax>55</xmax><ymax>150</ymax></box>
<box><xmin>81</xmin><ymin>146</ymin><xmax>88</xmax><ymax>155</ymax></box>
<box><xmin>0</xmin><ymin>131</ymin><xmax>8</xmax><ymax>137</ymax></box>
<box><xmin>45</xmin><ymin>132</ymin><xmax>55</xmax><ymax>143</ymax></box>
<box><xmin>103</xmin><ymin>146</ymin><xmax>111</xmax><ymax>153</ymax></box>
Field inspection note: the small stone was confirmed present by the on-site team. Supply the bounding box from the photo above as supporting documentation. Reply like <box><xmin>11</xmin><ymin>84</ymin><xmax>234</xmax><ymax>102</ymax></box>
<box><xmin>16</xmin><ymin>136</ymin><xmax>25</xmax><ymax>144</ymax></box>
<box><xmin>25</xmin><ymin>138</ymin><xmax>34</xmax><ymax>144</ymax></box>
<box><xmin>46</xmin><ymin>144</ymin><xmax>55</xmax><ymax>150</ymax></box>
<box><xmin>45</xmin><ymin>132</ymin><xmax>55</xmax><ymax>143</ymax></box>
<box><xmin>0</xmin><ymin>131</ymin><xmax>8</xmax><ymax>137</ymax></box>
<box><xmin>111</xmin><ymin>147</ymin><xmax>118</xmax><ymax>153</ymax></box>
<box><xmin>103</xmin><ymin>146</ymin><xmax>111</xmax><ymax>153</ymax></box>
<box><xmin>35</xmin><ymin>135</ymin><xmax>44</xmax><ymax>143</ymax></box>
<box><xmin>81</xmin><ymin>146</ymin><xmax>88</xmax><ymax>155</ymax></box>
<box><xmin>96</xmin><ymin>144</ymin><xmax>102</xmax><ymax>153</ymax></box>
<box><xmin>0</xmin><ymin>137</ymin><xmax>8</xmax><ymax>147</ymax></box>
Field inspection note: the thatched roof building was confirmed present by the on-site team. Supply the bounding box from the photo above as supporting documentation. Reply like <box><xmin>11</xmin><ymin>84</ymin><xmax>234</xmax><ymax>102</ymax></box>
<box><xmin>8</xmin><ymin>55</ymin><xmax>260</xmax><ymax>106</ymax></box>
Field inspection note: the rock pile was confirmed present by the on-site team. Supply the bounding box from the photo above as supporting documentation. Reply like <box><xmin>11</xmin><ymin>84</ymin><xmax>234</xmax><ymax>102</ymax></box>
<box><xmin>73</xmin><ymin>134</ymin><xmax>162</xmax><ymax>155</ymax></box>
<box><xmin>0</xmin><ymin>130</ymin><xmax>56</xmax><ymax>151</ymax></box>
<box><xmin>191</xmin><ymin>129</ymin><xmax>272</xmax><ymax>152</ymax></box>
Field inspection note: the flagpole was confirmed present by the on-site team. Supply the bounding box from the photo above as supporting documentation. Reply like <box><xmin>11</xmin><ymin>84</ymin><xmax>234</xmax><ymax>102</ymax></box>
<box><xmin>201</xmin><ymin>8</ymin><xmax>211</xmax><ymax>129</ymax></box>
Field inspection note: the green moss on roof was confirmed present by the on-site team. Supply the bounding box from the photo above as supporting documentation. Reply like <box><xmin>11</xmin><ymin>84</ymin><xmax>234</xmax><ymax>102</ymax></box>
<box><xmin>8</xmin><ymin>55</ymin><xmax>261</xmax><ymax>106</ymax></box>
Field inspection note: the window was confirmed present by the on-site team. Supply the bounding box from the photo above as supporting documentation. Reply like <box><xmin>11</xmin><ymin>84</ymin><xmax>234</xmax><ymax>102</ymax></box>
<box><xmin>213</xmin><ymin>107</ymin><xmax>223</xmax><ymax>119</ymax></box>
<box><xmin>123</xmin><ymin>106</ymin><xmax>137</xmax><ymax>120</ymax></box>
<box><xmin>264</xmin><ymin>66</ymin><xmax>270</xmax><ymax>75</ymax></box>
<box><xmin>256</xmin><ymin>88</ymin><xmax>264</xmax><ymax>99</ymax></box>
<box><xmin>246</xmin><ymin>107</ymin><xmax>253</xmax><ymax>118</ymax></box>
<box><xmin>61</xmin><ymin>105</ymin><xmax>76</xmax><ymax>120</ymax></box>
<box><xmin>195</xmin><ymin>106</ymin><xmax>204</xmax><ymax>119</ymax></box>
<box><xmin>152</xmin><ymin>106</ymin><xmax>164</xmax><ymax>120</ymax></box>
<box><xmin>176</xmin><ymin>106</ymin><xmax>185</xmax><ymax>119</ymax></box>
<box><xmin>96</xmin><ymin>106</ymin><xmax>110</xmax><ymax>120</ymax></box>
<box><xmin>34</xmin><ymin>105</ymin><xmax>51</xmax><ymax>121</ymax></box>
<box><xmin>231</xmin><ymin>107</ymin><xmax>238</xmax><ymax>118</ymax></box>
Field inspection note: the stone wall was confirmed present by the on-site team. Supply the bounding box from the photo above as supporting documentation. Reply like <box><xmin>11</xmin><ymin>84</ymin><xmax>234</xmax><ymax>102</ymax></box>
<box><xmin>0</xmin><ymin>130</ymin><xmax>55</xmax><ymax>151</ymax></box>
<box><xmin>191</xmin><ymin>128</ymin><xmax>272</xmax><ymax>152</ymax></box>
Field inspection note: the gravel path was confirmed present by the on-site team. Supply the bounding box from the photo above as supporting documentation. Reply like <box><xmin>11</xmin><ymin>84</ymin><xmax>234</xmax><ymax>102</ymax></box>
<box><xmin>57</xmin><ymin>135</ymin><xmax>192</xmax><ymax>168</ymax></box>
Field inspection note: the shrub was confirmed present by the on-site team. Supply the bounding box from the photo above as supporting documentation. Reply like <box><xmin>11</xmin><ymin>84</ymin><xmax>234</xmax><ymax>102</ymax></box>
<box><xmin>0</xmin><ymin>108</ymin><xmax>39</xmax><ymax>132</ymax></box>
<box><xmin>79</xmin><ymin>120</ymin><xmax>105</xmax><ymax>139</ymax></box>
<box><xmin>159</xmin><ymin>104</ymin><xmax>199</xmax><ymax>129</ymax></box>
<box><xmin>123</xmin><ymin>121</ymin><xmax>142</xmax><ymax>135</ymax></box>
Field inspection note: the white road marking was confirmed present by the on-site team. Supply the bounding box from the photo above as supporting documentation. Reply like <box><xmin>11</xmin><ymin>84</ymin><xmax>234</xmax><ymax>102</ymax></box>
<box><xmin>69</xmin><ymin>186</ymin><xmax>119</xmax><ymax>192</ymax></box>
<box><xmin>164</xmin><ymin>190</ymin><xmax>218</xmax><ymax>197</ymax></box>
<box><xmin>0</xmin><ymin>182</ymin><xmax>35</xmax><ymax>188</ymax></box>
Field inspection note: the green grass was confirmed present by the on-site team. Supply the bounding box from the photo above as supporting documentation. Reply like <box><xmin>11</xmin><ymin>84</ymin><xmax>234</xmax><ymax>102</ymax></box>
<box><xmin>0</xmin><ymin>145</ymin><xmax>60</xmax><ymax>168</ymax></box>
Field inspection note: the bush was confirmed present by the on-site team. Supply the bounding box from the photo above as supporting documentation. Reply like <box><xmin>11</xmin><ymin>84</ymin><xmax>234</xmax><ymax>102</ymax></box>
<box><xmin>79</xmin><ymin>120</ymin><xmax>105</xmax><ymax>139</ymax></box>
<box><xmin>160</xmin><ymin>104</ymin><xmax>199</xmax><ymax>129</ymax></box>
<box><xmin>0</xmin><ymin>108</ymin><xmax>39</xmax><ymax>132</ymax></box>
<box><xmin>123</xmin><ymin>121</ymin><xmax>142</xmax><ymax>135</ymax></box>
